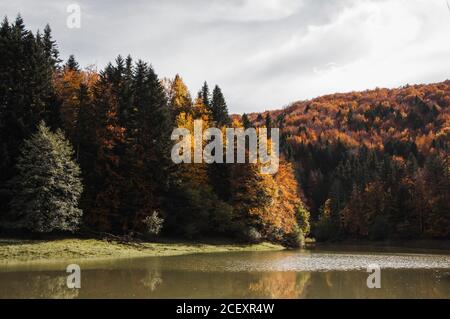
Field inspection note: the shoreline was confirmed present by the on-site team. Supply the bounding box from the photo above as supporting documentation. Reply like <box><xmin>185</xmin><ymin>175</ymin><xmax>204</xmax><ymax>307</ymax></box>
<box><xmin>310</xmin><ymin>239</ymin><xmax>450</xmax><ymax>255</ymax></box>
<box><xmin>1</xmin><ymin>237</ymin><xmax>448</xmax><ymax>268</ymax></box>
<box><xmin>0</xmin><ymin>238</ymin><xmax>285</xmax><ymax>267</ymax></box>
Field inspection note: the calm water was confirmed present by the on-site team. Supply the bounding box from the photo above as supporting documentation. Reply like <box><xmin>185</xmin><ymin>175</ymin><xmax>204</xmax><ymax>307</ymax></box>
<box><xmin>1</xmin><ymin>246</ymin><xmax>450</xmax><ymax>298</ymax></box>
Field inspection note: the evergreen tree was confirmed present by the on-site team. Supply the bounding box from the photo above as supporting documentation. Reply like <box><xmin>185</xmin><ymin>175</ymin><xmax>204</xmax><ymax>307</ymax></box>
<box><xmin>265</xmin><ymin>113</ymin><xmax>273</xmax><ymax>138</ymax></box>
<box><xmin>73</xmin><ymin>83</ymin><xmax>97</xmax><ymax>201</ymax></box>
<box><xmin>0</xmin><ymin>15</ymin><xmax>60</xmax><ymax>217</ymax></box>
<box><xmin>65</xmin><ymin>54</ymin><xmax>79</xmax><ymax>71</ymax></box>
<box><xmin>210</xmin><ymin>85</ymin><xmax>230</xmax><ymax>126</ymax></box>
<box><xmin>42</xmin><ymin>24</ymin><xmax>60</xmax><ymax>69</ymax></box>
<box><xmin>131</xmin><ymin>61</ymin><xmax>173</xmax><ymax>231</ymax></box>
<box><xmin>88</xmin><ymin>72</ymin><xmax>126</xmax><ymax>231</ymax></box>
<box><xmin>265</xmin><ymin>113</ymin><xmax>272</xmax><ymax>129</ymax></box>
<box><xmin>200</xmin><ymin>81</ymin><xmax>210</xmax><ymax>109</ymax></box>
<box><xmin>86</xmin><ymin>58</ymin><xmax>174</xmax><ymax>233</ymax></box>
<box><xmin>9</xmin><ymin>121</ymin><xmax>83</xmax><ymax>232</ymax></box>
<box><xmin>242</xmin><ymin>113</ymin><xmax>252</xmax><ymax>129</ymax></box>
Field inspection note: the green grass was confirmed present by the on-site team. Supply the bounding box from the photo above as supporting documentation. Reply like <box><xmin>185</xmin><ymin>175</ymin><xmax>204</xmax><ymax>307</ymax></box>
<box><xmin>0</xmin><ymin>238</ymin><xmax>284</xmax><ymax>265</ymax></box>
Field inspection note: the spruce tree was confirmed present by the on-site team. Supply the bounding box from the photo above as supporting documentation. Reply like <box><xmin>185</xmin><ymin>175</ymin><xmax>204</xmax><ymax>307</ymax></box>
<box><xmin>9</xmin><ymin>121</ymin><xmax>83</xmax><ymax>233</ymax></box>
<box><xmin>242</xmin><ymin>113</ymin><xmax>252</xmax><ymax>129</ymax></box>
<box><xmin>65</xmin><ymin>54</ymin><xmax>80</xmax><ymax>71</ymax></box>
<box><xmin>87</xmin><ymin>69</ymin><xmax>126</xmax><ymax>231</ymax></box>
<box><xmin>42</xmin><ymin>24</ymin><xmax>61</xmax><ymax>69</ymax></box>
<box><xmin>265</xmin><ymin>113</ymin><xmax>272</xmax><ymax>130</ymax></box>
<box><xmin>125</xmin><ymin>60</ymin><xmax>172</xmax><ymax>231</ymax></box>
<box><xmin>265</xmin><ymin>113</ymin><xmax>273</xmax><ymax>138</ymax></box>
<box><xmin>201</xmin><ymin>81</ymin><xmax>210</xmax><ymax>109</ymax></box>
<box><xmin>0</xmin><ymin>16</ymin><xmax>60</xmax><ymax>217</ymax></box>
<box><xmin>211</xmin><ymin>85</ymin><xmax>230</xmax><ymax>126</ymax></box>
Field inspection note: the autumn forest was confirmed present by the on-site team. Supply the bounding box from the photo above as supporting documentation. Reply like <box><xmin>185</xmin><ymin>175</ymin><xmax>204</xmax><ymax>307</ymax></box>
<box><xmin>0</xmin><ymin>15</ymin><xmax>449</xmax><ymax>247</ymax></box>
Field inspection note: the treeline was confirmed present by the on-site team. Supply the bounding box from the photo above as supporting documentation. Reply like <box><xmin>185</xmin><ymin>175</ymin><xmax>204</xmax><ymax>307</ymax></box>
<box><xmin>244</xmin><ymin>81</ymin><xmax>450</xmax><ymax>240</ymax></box>
<box><xmin>0</xmin><ymin>16</ymin><xmax>308</xmax><ymax>246</ymax></box>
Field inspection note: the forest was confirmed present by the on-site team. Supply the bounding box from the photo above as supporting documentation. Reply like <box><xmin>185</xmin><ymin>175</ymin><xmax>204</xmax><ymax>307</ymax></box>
<box><xmin>243</xmin><ymin>78</ymin><xmax>450</xmax><ymax>240</ymax></box>
<box><xmin>0</xmin><ymin>16</ymin><xmax>307</xmax><ymax>247</ymax></box>
<box><xmin>0</xmin><ymin>15</ymin><xmax>448</xmax><ymax>247</ymax></box>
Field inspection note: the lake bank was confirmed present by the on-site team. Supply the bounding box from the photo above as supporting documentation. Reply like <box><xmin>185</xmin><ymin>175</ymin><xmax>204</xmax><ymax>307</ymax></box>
<box><xmin>1</xmin><ymin>236</ymin><xmax>448</xmax><ymax>267</ymax></box>
<box><xmin>0</xmin><ymin>238</ymin><xmax>284</xmax><ymax>266</ymax></box>
<box><xmin>311</xmin><ymin>239</ymin><xmax>450</xmax><ymax>254</ymax></box>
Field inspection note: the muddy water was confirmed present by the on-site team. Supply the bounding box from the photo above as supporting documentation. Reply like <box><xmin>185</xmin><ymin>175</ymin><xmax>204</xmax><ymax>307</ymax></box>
<box><xmin>1</xmin><ymin>246</ymin><xmax>449</xmax><ymax>298</ymax></box>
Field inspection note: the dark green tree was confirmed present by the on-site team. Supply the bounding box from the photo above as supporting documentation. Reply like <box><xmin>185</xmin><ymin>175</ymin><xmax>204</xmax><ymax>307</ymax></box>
<box><xmin>265</xmin><ymin>113</ymin><xmax>273</xmax><ymax>138</ymax></box>
<box><xmin>210</xmin><ymin>85</ymin><xmax>230</xmax><ymax>126</ymax></box>
<box><xmin>130</xmin><ymin>61</ymin><xmax>173</xmax><ymax>231</ymax></box>
<box><xmin>65</xmin><ymin>54</ymin><xmax>80</xmax><ymax>71</ymax></box>
<box><xmin>242</xmin><ymin>113</ymin><xmax>252</xmax><ymax>129</ymax></box>
<box><xmin>200</xmin><ymin>81</ymin><xmax>210</xmax><ymax>109</ymax></box>
<box><xmin>0</xmin><ymin>15</ymin><xmax>60</xmax><ymax>217</ymax></box>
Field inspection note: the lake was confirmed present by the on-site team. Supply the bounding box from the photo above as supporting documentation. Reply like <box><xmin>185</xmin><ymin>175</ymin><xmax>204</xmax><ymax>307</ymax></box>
<box><xmin>1</xmin><ymin>245</ymin><xmax>450</xmax><ymax>298</ymax></box>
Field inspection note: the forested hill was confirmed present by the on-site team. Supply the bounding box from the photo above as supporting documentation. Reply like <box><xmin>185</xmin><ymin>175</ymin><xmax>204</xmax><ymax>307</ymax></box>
<box><xmin>241</xmin><ymin>82</ymin><xmax>450</xmax><ymax>240</ymax></box>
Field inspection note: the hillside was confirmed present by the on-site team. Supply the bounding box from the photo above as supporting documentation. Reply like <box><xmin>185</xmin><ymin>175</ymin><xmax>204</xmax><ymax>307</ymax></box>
<box><xmin>242</xmin><ymin>81</ymin><xmax>450</xmax><ymax>240</ymax></box>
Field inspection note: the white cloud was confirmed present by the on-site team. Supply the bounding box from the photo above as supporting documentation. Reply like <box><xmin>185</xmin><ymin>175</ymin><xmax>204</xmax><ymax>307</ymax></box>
<box><xmin>1</xmin><ymin>0</ymin><xmax>449</xmax><ymax>113</ymax></box>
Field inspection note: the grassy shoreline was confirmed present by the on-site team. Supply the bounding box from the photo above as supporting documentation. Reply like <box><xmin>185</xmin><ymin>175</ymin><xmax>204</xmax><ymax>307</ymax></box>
<box><xmin>0</xmin><ymin>238</ymin><xmax>284</xmax><ymax>266</ymax></box>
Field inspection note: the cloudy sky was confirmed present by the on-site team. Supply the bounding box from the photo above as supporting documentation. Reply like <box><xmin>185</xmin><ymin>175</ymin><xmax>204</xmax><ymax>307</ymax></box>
<box><xmin>2</xmin><ymin>0</ymin><xmax>450</xmax><ymax>113</ymax></box>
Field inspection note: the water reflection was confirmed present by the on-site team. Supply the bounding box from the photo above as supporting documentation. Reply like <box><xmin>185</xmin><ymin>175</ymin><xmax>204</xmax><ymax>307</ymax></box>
<box><xmin>0</xmin><ymin>273</ymin><xmax>79</xmax><ymax>299</ymax></box>
<box><xmin>249</xmin><ymin>272</ymin><xmax>311</xmax><ymax>298</ymax></box>
<box><xmin>1</xmin><ymin>249</ymin><xmax>449</xmax><ymax>298</ymax></box>
<box><xmin>141</xmin><ymin>270</ymin><xmax>163</xmax><ymax>292</ymax></box>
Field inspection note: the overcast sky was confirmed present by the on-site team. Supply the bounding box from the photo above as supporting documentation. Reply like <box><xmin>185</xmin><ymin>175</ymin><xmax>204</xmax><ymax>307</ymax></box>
<box><xmin>2</xmin><ymin>0</ymin><xmax>450</xmax><ymax>113</ymax></box>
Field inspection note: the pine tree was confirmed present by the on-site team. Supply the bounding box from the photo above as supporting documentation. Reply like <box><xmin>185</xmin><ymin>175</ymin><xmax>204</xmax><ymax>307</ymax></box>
<box><xmin>129</xmin><ymin>61</ymin><xmax>173</xmax><ymax>231</ymax></box>
<box><xmin>42</xmin><ymin>24</ymin><xmax>61</xmax><ymax>69</ymax></box>
<box><xmin>65</xmin><ymin>54</ymin><xmax>80</xmax><ymax>71</ymax></box>
<box><xmin>40</xmin><ymin>24</ymin><xmax>61</xmax><ymax>130</ymax></box>
<box><xmin>265</xmin><ymin>113</ymin><xmax>272</xmax><ymax>130</ymax></box>
<box><xmin>210</xmin><ymin>85</ymin><xmax>230</xmax><ymax>126</ymax></box>
<box><xmin>89</xmin><ymin>73</ymin><xmax>126</xmax><ymax>231</ymax></box>
<box><xmin>265</xmin><ymin>113</ymin><xmax>273</xmax><ymax>138</ymax></box>
<box><xmin>0</xmin><ymin>16</ymin><xmax>60</xmax><ymax>217</ymax></box>
<box><xmin>9</xmin><ymin>121</ymin><xmax>83</xmax><ymax>232</ymax></box>
<box><xmin>79</xmin><ymin>57</ymin><xmax>175</xmax><ymax>233</ymax></box>
<box><xmin>242</xmin><ymin>113</ymin><xmax>252</xmax><ymax>129</ymax></box>
<box><xmin>205</xmin><ymin>84</ymin><xmax>230</xmax><ymax>206</ymax></box>
<box><xmin>200</xmin><ymin>81</ymin><xmax>210</xmax><ymax>109</ymax></box>
<box><xmin>73</xmin><ymin>83</ymin><xmax>97</xmax><ymax>194</ymax></box>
